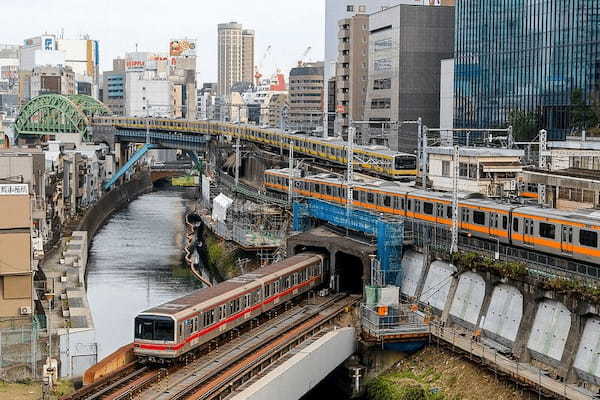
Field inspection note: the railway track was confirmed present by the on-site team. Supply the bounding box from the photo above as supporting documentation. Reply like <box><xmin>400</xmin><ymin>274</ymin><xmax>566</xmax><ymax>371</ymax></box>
<box><xmin>64</xmin><ymin>294</ymin><xmax>356</xmax><ymax>400</ymax></box>
<box><xmin>145</xmin><ymin>294</ymin><xmax>358</xmax><ymax>400</ymax></box>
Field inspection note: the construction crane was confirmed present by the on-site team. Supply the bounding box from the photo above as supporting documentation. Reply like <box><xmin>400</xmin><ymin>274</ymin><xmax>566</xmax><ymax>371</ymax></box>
<box><xmin>255</xmin><ymin>45</ymin><xmax>272</xmax><ymax>86</ymax></box>
<box><xmin>297</xmin><ymin>46</ymin><xmax>312</xmax><ymax>67</ymax></box>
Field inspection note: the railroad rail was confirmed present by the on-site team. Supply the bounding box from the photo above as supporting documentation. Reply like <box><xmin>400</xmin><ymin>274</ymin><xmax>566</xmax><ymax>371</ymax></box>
<box><xmin>65</xmin><ymin>294</ymin><xmax>357</xmax><ymax>400</ymax></box>
<box><xmin>162</xmin><ymin>294</ymin><xmax>358</xmax><ymax>400</ymax></box>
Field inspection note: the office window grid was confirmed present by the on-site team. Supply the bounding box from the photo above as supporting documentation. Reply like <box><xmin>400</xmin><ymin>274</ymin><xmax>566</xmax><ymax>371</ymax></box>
<box><xmin>454</xmin><ymin>0</ymin><xmax>600</xmax><ymax>139</ymax></box>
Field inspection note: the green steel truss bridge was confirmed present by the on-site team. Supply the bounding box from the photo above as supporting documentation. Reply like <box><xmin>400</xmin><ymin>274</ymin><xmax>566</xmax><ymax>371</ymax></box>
<box><xmin>14</xmin><ymin>94</ymin><xmax>111</xmax><ymax>140</ymax></box>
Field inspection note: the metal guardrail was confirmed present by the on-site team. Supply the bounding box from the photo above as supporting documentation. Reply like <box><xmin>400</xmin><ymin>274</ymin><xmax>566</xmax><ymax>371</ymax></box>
<box><xmin>408</xmin><ymin>220</ymin><xmax>600</xmax><ymax>285</ymax></box>
<box><xmin>361</xmin><ymin>304</ymin><xmax>429</xmax><ymax>341</ymax></box>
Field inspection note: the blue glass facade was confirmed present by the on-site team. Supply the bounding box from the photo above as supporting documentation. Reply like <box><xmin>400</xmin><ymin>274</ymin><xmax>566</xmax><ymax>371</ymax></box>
<box><xmin>454</xmin><ymin>0</ymin><xmax>600</xmax><ymax>138</ymax></box>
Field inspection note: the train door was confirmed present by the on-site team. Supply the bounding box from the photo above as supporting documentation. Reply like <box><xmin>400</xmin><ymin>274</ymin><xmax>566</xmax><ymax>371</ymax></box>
<box><xmin>435</xmin><ymin>203</ymin><xmax>444</xmax><ymax>224</ymax></box>
<box><xmin>561</xmin><ymin>225</ymin><xmax>573</xmax><ymax>255</ymax></box>
<box><xmin>523</xmin><ymin>219</ymin><xmax>535</xmax><ymax>245</ymax></box>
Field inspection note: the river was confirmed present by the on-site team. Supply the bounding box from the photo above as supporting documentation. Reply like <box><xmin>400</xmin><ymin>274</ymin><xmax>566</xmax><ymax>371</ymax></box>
<box><xmin>86</xmin><ymin>191</ymin><xmax>202</xmax><ymax>360</ymax></box>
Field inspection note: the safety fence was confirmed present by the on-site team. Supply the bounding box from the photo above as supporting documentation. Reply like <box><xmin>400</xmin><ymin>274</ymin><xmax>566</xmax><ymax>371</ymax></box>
<box><xmin>409</xmin><ymin>219</ymin><xmax>600</xmax><ymax>285</ymax></box>
<box><xmin>0</xmin><ymin>325</ymin><xmax>49</xmax><ymax>381</ymax></box>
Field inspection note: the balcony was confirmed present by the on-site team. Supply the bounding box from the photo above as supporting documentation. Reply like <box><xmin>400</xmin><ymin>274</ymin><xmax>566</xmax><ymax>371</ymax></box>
<box><xmin>337</xmin><ymin>92</ymin><xmax>350</xmax><ymax>102</ymax></box>
<box><xmin>338</xmin><ymin>41</ymin><xmax>350</xmax><ymax>52</ymax></box>
<box><xmin>337</xmin><ymin>80</ymin><xmax>350</xmax><ymax>89</ymax></box>
<box><xmin>338</xmin><ymin>29</ymin><xmax>350</xmax><ymax>39</ymax></box>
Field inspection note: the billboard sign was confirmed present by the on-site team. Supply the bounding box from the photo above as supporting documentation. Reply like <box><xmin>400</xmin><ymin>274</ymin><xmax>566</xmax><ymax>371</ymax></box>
<box><xmin>0</xmin><ymin>184</ymin><xmax>29</xmax><ymax>196</ymax></box>
<box><xmin>169</xmin><ymin>39</ymin><xmax>196</xmax><ymax>57</ymax></box>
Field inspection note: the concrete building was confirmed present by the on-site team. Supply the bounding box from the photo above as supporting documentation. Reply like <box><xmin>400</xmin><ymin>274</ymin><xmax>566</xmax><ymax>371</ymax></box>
<box><xmin>289</xmin><ymin>62</ymin><xmax>324</xmax><ymax>133</ymax></box>
<box><xmin>363</xmin><ymin>4</ymin><xmax>455</xmax><ymax>153</ymax></box>
<box><xmin>198</xmin><ymin>83</ymin><xmax>217</xmax><ymax>120</ymax></box>
<box><xmin>335</xmin><ymin>13</ymin><xmax>369</xmax><ymax>137</ymax></box>
<box><xmin>427</xmin><ymin>147</ymin><xmax>524</xmax><ymax>197</ymax></box>
<box><xmin>323</xmin><ymin>0</ymin><xmax>454</xmax><ymax>134</ymax></box>
<box><xmin>125</xmin><ymin>75</ymin><xmax>170</xmax><ymax>118</ymax></box>
<box><xmin>439</xmin><ymin>58</ymin><xmax>454</xmax><ymax>134</ymax></box>
<box><xmin>168</xmin><ymin>40</ymin><xmax>198</xmax><ymax>119</ymax></box>
<box><xmin>102</xmin><ymin>58</ymin><xmax>126</xmax><ymax>116</ymax></box>
<box><xmin>522</xmin><ymin>136</ymin><xmax>600</xmax><ymax>210</ymax></box>
<box><xmin>19</xmin><ymin>35</ymin><xmax>65</xmax><ymax>72</ymax></box>
<box><xmin>242</xmin><ymin>30</ymin><xmax>255</xmax><ymax>86</ymax></box>
<box><xmin>218</xmin><ymin>22</ymin><xmax>254</xmax><ymax>96</ymax></box>
<box><xmin>56</xmin><ymin>38</ymin><xmax>100</xmax><ymax>97</ymax></box>
<box><xmin>30</xmin><ymin>65</ymin><xmax>76</xmax><ymax>98</ymax></box>
<box><xmin>0</xmin><ymin>183</ymin><xmax>33</xmax><ymax>320</ymax></box>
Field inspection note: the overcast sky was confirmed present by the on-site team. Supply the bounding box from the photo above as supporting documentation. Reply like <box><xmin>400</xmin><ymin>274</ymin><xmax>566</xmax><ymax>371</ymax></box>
<box><xmin>1</xmin><ymin>0</ymin><xmax>325</xmax><ymax>83</ymax></box>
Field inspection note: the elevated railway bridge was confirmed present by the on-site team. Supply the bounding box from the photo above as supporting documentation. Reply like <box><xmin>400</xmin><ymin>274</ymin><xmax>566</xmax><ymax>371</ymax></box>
<box><xmin>14</xmin><ymin>95</ymin><xmax>416</xmax><ymax>190</ymax></box>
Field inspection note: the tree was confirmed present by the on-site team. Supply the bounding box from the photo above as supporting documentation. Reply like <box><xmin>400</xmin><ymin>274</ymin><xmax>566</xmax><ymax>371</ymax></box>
<box><xmin>570</xmin><ymin>88</ymin><xmax>598</xmax><ymax>131</ymax></box>
<box><xmin>507</xmin><ymin>109</ymin><xmax>539</xmax><ymax>141</ymax></box>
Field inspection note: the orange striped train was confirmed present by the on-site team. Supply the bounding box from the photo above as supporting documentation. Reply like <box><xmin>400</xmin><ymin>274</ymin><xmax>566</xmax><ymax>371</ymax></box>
<box><xmin>265</xmin><ymin>168</ymin><xmax>600</xmax><ymax>266</ymax></box>
<box><xmin>133</xmin><ymin>254</ymin><xmax>325</xmax><ymax>363</ymax></box>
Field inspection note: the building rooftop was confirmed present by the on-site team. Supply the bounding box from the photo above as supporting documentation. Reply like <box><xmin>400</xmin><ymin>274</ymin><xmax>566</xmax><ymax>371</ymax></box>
<box><xmin>427</xmin><ymin>147</ymin><xmax>524</xmax><ymax>157</ymax></box>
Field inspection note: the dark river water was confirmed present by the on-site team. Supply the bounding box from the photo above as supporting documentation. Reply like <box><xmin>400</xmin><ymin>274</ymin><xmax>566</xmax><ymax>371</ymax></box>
<box><xmin>87</xmin><ymin>191</ymin><xmax>202</xmax><ymax>360</ymax></box>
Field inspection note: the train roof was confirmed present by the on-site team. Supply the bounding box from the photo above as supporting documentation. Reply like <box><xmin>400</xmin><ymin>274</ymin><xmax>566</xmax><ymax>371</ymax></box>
<box><xmin>140</xmin><ymin>254</ymin><xmax>322</xmax><ymax>317</ymax></box>
<box><xmin>514</xmin><ymin>206</ymin><xmax>600</xmax><ymax>226</ymax></box>
<box><xmin>257</xmin><ymin>126</ymin><xmax>414</xmax><ymax>157</ymax></box>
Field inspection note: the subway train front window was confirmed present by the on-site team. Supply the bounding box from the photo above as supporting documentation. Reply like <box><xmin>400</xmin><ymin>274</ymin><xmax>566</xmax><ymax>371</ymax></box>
<box><xmin>135</xmin><ymin>315</ymin><xmax>175</xmax><ymax>341</ymax></box>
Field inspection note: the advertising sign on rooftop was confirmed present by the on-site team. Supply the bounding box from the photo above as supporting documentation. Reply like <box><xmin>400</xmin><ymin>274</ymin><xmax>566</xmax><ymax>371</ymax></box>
<box><xmin>169</xmin><ymin>39</ymin><xmax>196</xmax><ymax>57</ymax></box>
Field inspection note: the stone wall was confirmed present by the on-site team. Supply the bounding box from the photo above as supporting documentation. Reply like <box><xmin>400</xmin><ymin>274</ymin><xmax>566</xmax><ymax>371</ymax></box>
<box><xmin>77</xmin><ymin>171</ymin><xmax>153</xmax><ymax>245</ymax></box>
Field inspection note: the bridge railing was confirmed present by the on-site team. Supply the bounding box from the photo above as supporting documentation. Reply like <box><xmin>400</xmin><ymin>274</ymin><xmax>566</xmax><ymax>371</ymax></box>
<box><xmin>361</xmin><ymin>304</ymin><xmax>429</xmax><ymax>341</ymax></box>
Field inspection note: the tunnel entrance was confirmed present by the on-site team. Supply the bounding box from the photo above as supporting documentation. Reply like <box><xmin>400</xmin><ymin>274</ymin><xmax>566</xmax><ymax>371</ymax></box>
<box><xmin>335</xmin><ymin>252</ymin><xmax>364</xmax><ymax>295</ymax></box>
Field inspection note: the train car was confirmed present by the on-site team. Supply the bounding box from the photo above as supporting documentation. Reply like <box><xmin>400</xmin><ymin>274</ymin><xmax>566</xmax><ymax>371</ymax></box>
<box><xmin>133</xmin><ymin>253</ymin><xmax>325</xmax><ymax>363</ymax></box>
<box><xmin>91</xmin><ymin>117</ymin><xmax>416</xmax><ymax>180</ymax></box>
<box><xmin>264</xmin><ymin>168</ymin><xmax>600</xmax><ymax>266</ymax></box>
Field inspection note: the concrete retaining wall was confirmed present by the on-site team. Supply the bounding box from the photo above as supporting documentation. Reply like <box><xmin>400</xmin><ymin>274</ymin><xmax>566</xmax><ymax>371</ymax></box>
<box><xmin>404</xmin><ymin>253</ymin><xmax>600</xmax><ymax>388</ymax></box>
<box><xmin>77</xmin><ymin>171</ymin><xmax>153</xmax><ymax>245</ymax></box>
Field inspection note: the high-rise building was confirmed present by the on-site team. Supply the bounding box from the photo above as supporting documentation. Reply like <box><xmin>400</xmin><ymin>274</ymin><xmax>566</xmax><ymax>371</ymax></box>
<box><xmin>324</xmin><ymin>0</ymin><xmax>454</xmax><ymax>135</ymax></box>
<box><xmin>289</xmin><ymin>62</ymin><xmax>324</xmax><ymax>133</ymax></box>
<box><xmin>363</xmin><ymin>4</ymin><xmax>454</xmax><ymax>153</ymax></box>
<box><xmin>335</xmin><ymin>13</ymin><xmax>369</xmax><ymax>137</ymax></box>
<box><xmin>242</xmin><ymin>30</ymin><xmax>255</xmax><ymax>85</ymax></box>
<box><xmin>218</xmin><ymin>22</ymin><xmax>254</xmax><ymax>96</ymax></box>
<box><xmin>454</xmin><ymin>0</ymin><xmax>600</xmax><ymax>139</ymax></box>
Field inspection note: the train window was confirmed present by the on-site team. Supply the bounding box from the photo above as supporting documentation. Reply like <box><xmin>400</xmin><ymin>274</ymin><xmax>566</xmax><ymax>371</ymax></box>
<box><xmin>134</xmin><ymin>316</ymin><xmax>174</xmax><ymax>341</ymax></box>
<box><xmin>461</xmin><ymin>209</ymin><xmax>469</xmax><ymax>222</ymax></box>
<box><xmin>415</xmin><ymin>201</ymin><xmax>421</xmax><ymax>213</ymax></box>
<box><xmin>447</xmin><ymin>206</ymin><xmax>452</xmax><ymax>218</ymax></box>
<box><xmin>513</xmin><ymin>218</ymin><xmax>519</xmax><ymax>233</ymax></box>
<box><xmin>580</xmin><ymin>229</ymin><xmax>598</xmax><ymax>247</ymax></box>
<box><xmin>539</xmin><ymin>223</ymin><xmax>556</xmax><ymax>239</ymax></box>
<box><xmin>502</xmin><ymin>216</ymin><xmax>508</xmax><ymax>230</ymax></box>
<box><xmin>367</xmin><ymin>192</ymin><xmax>374</xmax><ymax>203</ymax></box>
<box><xmin>315</xmin><ymin>184</ymin><xmax>320</xmax><ymax>193</ymax></box>
<box><xmin>423</xmin><ymin>202</ymin><xmax>433</xmax><ymax>215</ymax></box>
<box><xmin>384</xmin><ymin>196</ymin><xmax>391</xmax><ymax>207</ymax></box>
<box><xmin>408</xmin><ymin>199</ymin><xmax>413</xmax><ymax>210</ymax></box>
<box><xmin>353</xmin><ymin>191</ymin><xmax>359</xmax><ymax>201</ymax></box>
<box><xmin>326</xmin><ymin>185</ymin><xmax>332</xmax><ymax>196</ymax></box>
<box><xmin>473</xmin><ymin>211</ymin><xmax>485</xmax><ymax>225</ymax></box>
<box><xmin>401</xmin><ymin>198</ymin><xmax>405</xmax><ymax>209</ymax></box>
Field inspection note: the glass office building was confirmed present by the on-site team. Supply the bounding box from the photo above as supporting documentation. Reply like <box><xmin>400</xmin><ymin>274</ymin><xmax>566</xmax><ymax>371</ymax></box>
<box><xmin>454</xmin><ymin>0</ymin><xmax>600</xmax><ymax>138</ymax></box>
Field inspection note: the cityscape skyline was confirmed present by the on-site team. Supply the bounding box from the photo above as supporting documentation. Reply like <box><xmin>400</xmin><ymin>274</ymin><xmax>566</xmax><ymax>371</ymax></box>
<box><xmin>0</xmin><ymin>0</ymin><xmax>325</xmax><ymax>81</ymax></box>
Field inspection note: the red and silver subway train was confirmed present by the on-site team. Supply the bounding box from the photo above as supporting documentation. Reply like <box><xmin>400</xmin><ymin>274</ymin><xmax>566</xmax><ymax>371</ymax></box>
<box><xmin>133</xmin><ymin>253</ymin><xmax>325</xmax><ymax>363</ymax></box>
<box><xmin>265</xmin><ymin>168</ymin><xmax>600</xmax><ymax>267</ymax></box>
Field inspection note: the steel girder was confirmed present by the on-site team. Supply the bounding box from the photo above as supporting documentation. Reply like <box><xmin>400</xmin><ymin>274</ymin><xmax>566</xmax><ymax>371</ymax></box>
<box><xmin>15</xmin><ymin>94</ymin><xmax>110</xmax><ymax>139</ymax></box>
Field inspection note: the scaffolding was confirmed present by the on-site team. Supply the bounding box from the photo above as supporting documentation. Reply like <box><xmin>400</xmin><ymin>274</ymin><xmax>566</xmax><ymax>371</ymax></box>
<box><xmin>293</xmin><ymin>199</ymin><xmax>404</xmax><ymax>286</ymax></box>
